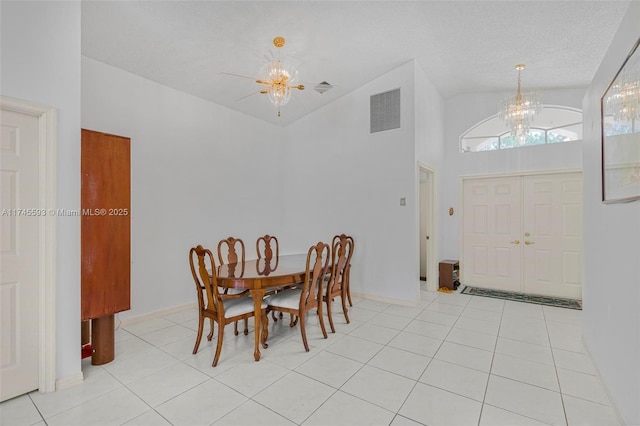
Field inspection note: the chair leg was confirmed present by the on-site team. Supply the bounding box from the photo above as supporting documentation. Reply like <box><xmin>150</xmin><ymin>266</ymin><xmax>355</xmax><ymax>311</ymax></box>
<box><xmin>341</xmin><ymin>294</ymin><xmax>350</xmax><ymax>324</ymax></box>
<box><xmin>207</xmin><ymin>318</ymin><xmax>214</xmax><ymax>341</ymax></box>
<box><xmin>299</xmin><ymin>312</ymin><xmax>310</xmax><ymax>352</ymax></box>
<box><xmin>234</xmin><ymin>321</ymin><xmax>239</xmax><ymax>336</ymax></box>
<box><xmin>261</xmin><ymin>312</ymin><xmax>269</xmax><ymax>349</ymax></box>
<box><xmin>193</xmin><ymin>314</ymin><xmax>204</xmax><ymax>354</ymax></box>
<box><xmin>317</xmin><ymin>305</ymin><xmax>328</xmax><ymax>339</ymax></box>
<box><xmin>212</xmin><ymin>322</ymin><xmax>224</xmax><ymax>367</ymax></box>
<box><xmin>326</xmin><ymin>297</ymin><xmax>336</xmax><ymax>333</ymax></box>
<box><xmin>243</xmin><ymin>318</ymin><xmax>249</xmax><ymax>335</ymax></box>
<box><xmin>272</xmin><ymin>310</ymin><xmax>278</xmax><ymax>322</ymax></box>
<box><xmin>346</xmin><ymin>281</ymin><xmax>353</xmax><ymax>307</ymax></box>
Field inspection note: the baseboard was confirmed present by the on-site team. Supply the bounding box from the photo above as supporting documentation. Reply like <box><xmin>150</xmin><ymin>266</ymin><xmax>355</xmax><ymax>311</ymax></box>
<box><xmin>119</xmin><ymin>302</ymin><xmax>197</xmax><ymax>327</ymax></box>
<box><xmin>581</xmin><ymin>336</ymin><xmax>626</xmax><ymax>425</ymax></box>
<box><xmin>351</xmin><ymin>291</ymin><xmax>419</xmax><ymax>308</ymax></box>
<box><xmin>55</xmin><ymin>371</ymin><xmax>84</xmax><ymax>391</ymax></box>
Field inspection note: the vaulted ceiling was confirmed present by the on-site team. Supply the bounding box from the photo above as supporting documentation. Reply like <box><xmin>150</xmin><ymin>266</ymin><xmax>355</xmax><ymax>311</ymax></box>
<box><xmin>81</xmin><ymin>1</ymin><xmax>631</xmax><ymax>126</ymax></box>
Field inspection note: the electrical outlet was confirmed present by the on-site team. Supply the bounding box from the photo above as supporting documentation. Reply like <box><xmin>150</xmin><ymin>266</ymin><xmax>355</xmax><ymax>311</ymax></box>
<box><xmin>400</xmin><ymin>197</ymin><xmax>406</xmax><ymax>206</ymax></box>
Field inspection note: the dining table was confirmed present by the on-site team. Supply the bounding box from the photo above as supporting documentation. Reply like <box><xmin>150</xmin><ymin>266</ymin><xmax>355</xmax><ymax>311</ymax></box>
<box><xmin>216</xmin><ymin>253</ymin><xmax>308</xmax><ymax>361</ymax></box>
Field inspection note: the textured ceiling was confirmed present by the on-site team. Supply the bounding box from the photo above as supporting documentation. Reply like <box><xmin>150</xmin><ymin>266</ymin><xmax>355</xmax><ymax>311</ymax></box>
<box><xmin>81</xmin><ymin>1</ymin><xmax>631</xmax><ymax>126</ymax></box>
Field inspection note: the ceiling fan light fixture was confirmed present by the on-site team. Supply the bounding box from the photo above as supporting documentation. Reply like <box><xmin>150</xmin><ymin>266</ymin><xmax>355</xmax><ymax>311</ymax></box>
<box><xmin>498</xmin><ymin>64</ymin><xmax>542</xmax><ymax>144</ymax></box>
<box><xmin>256</xmin><ymin>36</ymin><xmax>304</xmax><ymax>116</ymax></box>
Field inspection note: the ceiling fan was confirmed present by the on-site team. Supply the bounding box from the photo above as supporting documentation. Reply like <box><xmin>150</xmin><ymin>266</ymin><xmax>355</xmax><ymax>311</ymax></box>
<box><xmin>222</xmin><ymin>36</ymin><xmax>332</xmax><ymax>117</ymax></box>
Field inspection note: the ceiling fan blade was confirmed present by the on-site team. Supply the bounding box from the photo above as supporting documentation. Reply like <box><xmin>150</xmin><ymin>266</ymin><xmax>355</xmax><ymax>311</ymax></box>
<box><xmin>235</xmin><ymin>91</ymin><xmax>265</xmax><ymax>102</ymax></box>
<box><xmin>220</xmin><ymin>72</ymin><xmax>257</xmax><ymax>80</ymax></box>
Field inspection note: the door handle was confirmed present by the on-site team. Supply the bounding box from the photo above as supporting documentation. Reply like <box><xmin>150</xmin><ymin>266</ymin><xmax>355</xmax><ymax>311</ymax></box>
<box><xmin>525</xmin><ymin>241</ymin><xmax>535</xmax><ymax>245</ymax></box>
<box><xmin>510</xmin><ymin>240</ymin><xmax>520</xmax><ymax>245</ymax></box>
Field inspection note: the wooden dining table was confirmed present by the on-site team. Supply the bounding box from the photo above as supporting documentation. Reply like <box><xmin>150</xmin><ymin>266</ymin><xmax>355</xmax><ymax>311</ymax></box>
<box><xmin>216</xmin><ymin>253</ymin><xmax>308</xmax><ymax>361</ymax></box>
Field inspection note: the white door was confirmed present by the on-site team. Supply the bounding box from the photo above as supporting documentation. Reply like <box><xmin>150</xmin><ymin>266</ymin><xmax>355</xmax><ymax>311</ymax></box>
<box><xmin>522</xmin><ymin>173</ymin><xmax>583</xmax><ymax>299</ymax></box>
<box><xmin>462</xmin><ymin>172</ymin><xmax>583</xmax><ymax>299</ymax></box>
<box><xmin>462</xmin><ymin>177</ymin><xmax>522</xmax><ymax>292</ymax></box>
<box><xmin>1</xmin><ymin>109</ymin><xmax>41</xmax><ymax>401</ymax></box>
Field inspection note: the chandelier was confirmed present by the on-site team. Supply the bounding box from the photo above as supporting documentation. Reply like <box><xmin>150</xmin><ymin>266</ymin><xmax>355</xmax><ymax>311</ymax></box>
<box><xmin>498</xmin><ymin>64</ymin><xmax>542</xmax><ymax>143</ymax></box>
<box><xmin>256</xmin><ymin>37</ymin><xmax>304</xmax><ymax>116</ymax></box>
<box><xmin>604</xmin><ymin>68</ymin><xmax>640</xmax><ymax>123</ymax></box>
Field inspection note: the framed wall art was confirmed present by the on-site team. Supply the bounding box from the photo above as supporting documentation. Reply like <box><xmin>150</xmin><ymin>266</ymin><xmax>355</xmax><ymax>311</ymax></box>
<box><xmin>601</xmin><ymin>37</ymin><xmax>640</xmax><ymax>204</ymax></box>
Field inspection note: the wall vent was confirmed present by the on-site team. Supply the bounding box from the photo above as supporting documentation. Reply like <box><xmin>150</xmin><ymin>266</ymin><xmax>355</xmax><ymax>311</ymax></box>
<box><xmin>370</xmin><ymin>88</ymin><xmax>401</xmax><ymax>133</ymax></box>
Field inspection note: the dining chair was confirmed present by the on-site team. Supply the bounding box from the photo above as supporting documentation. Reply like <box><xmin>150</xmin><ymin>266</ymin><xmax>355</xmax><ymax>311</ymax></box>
<box><xmin>217</xmin><ymin>236</ymin><xmax>249</xmax><ymax>335</ymax></box>
<box><xmin>333</xmin><ymin>234</ymin><xmax>355</xmax><ymax>307</ymax></box>
<box><xmin>265</xmin><ymin>241</ymin><xmax>330</xmax><ymax>352</ymax></box>
<box><xmin>256</xmin><ymin>234</ymin><xmax>291</xmax><ymax>324</ymax></box>
<box><xmin>189</xmin><ymin>245</ymin><xmax>268</xmax><ymax>366</ymax></box>
<box><xmin>324</xmin><ymin>234</ymin><xmax>354</xmax><ymax>333</ymax></box>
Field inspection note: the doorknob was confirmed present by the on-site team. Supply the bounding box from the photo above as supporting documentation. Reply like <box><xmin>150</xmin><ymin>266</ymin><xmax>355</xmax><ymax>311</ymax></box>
<box><xmin>426</xmin><ymin>236</ymin><xmax>430</xmax><ymax>240</ymax></box>
<box><xmin>525</xmin><ymin>241</ymin><xmax>535</xmax><ymax>245</ymax></box>
<box><xmin>510</xmin><ymin>240</ymin><xmax>520</xmax><ymax>244</ymax></box>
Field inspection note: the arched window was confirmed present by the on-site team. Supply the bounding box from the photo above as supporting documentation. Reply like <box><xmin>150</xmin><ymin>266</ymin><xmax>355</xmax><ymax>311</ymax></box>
<box><xmin>460</xmin><ymin>106</ymin><xmax>583</xmax><ymax>153</ymax></box>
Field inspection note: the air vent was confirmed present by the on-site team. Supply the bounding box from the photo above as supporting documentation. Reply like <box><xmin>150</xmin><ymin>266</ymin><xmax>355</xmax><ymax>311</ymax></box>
<box><xmin>314</xmin><ymin>81</ymin><xmax>333</xmax><ymax>94</ymax></box>
<box><xmin>370</xmin><ymin>88</ymin><xmax>400</xmax><ymax>133</ymax></box>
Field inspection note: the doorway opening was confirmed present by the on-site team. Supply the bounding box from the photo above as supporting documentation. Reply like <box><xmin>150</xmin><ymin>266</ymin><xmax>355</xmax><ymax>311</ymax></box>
<box><xmin>418</xmin><ymin>164</ymin><xmax>437</xmax><ymax>292</ymax></box>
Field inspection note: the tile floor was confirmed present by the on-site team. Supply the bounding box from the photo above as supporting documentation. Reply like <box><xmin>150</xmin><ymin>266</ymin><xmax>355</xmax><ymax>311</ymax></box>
<box><xmin>1</xmin><ymin>284</ymin><xmax>620</xmax><ymax>426</ymax></box>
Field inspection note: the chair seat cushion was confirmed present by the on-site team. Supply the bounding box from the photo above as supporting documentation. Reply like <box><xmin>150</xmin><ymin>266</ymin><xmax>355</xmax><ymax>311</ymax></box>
<box><xmin>266</xmin><ymin>288</ymin><xmax>302</xmax><ymax>310</ymax></box>
<box><xmin>223</xmin><ymin>296</ymin><xmax>266</xmax><ymax>318</ymax></box>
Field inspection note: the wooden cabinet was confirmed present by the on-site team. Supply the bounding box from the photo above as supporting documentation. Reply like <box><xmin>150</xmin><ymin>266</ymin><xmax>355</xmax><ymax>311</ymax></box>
<box><xmin>81</xmin><ymin>129</ymin><xmax>130</xmax><ymax>364</ymax></box>
<box><xmin>439</xmin><ymin>260</ymin><xmax>460</xmax><ymax>290</ymax></box>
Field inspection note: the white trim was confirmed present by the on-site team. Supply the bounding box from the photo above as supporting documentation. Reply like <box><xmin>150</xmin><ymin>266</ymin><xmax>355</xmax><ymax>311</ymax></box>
<box><xmin>459</xmin><ymin>167</ymin><xmax>582</xmax><ymax>181</ymax></box>
<box><xmin>1</xmin><ymin>96</ymin><xmax>57</xmax><ymax>393</ymax></box>
<box><xmin>582</xmin><ymin>337</ymin><xmax>625</xmax><ymax>425</ymax></box>
<box><xmin>55</xmin><ymin>371</ymin><xmax>84</xmax><ymax>392</ymax></box>
<box><xmin>351</xmin><ymin>291</ymin><xmax>419</xmax><ymax>308</ymax></box>
<box><xmin>119</xmin><ymin>302</ymin><xmax>196</xmax><ymax>327</ymax></box>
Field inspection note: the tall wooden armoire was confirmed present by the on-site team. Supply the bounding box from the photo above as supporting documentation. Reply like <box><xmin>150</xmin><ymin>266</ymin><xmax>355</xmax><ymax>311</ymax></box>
<box><xmin>81</xmin><ymin>129</ymin><xmax>131</xmax><ymax>365</ymax></box>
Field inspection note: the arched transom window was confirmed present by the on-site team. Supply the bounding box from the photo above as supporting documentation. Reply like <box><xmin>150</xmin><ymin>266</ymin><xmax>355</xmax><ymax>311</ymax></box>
<box><xmin>460</xmin><ymin>106</ymin><xmax>583</xmax><ymax>153</ymax></box>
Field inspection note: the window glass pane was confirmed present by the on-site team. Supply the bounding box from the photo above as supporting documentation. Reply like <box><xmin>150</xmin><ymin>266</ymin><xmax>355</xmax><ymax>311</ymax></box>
<box><xmin>459</xmin><ymin>106</ymin><xmax>583</xmax><ymax>153</ymax></box>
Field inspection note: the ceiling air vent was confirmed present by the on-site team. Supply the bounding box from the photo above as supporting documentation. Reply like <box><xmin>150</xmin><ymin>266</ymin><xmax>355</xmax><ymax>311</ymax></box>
<box><xmin>370</xmin><ymin>88</ymin><xmax>400</xmax><ymax>133</ymax></box>
<box><xmin>314</xmin><ymin>81</ymin><xmax>333</xmax><ymax>94</ymax></box>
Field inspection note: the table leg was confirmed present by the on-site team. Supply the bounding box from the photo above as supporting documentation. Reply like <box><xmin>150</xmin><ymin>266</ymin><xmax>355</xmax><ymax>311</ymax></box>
<box><xmin>250</xmin><ymin>288</ymin><xmax>266</xmax><ymax>361</ymax></box>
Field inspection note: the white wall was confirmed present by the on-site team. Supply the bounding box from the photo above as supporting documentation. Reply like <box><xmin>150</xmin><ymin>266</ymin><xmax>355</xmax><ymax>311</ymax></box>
<box><xmin>281</xmin><ymin>61</ymin><xmax>420</xmax><ymax>305</ymax></box>
<box><xmin>1</xmin><ymin>1</ymin><xmax>82</xmax><ymax>383</ymax></box>
<box><xmin>442</xmin><ymin>89</ymin><xmax>585</xmax><ymax>259</ymax></box>
<box><xmin>82</xmin><ymin>57</ymin><xmax>285</xmax><ymax>318</ymax></box>
<box><xmin>582</xmin><ymin>3</ymin><xmax>640</xmax><ymax>424</ymax></box>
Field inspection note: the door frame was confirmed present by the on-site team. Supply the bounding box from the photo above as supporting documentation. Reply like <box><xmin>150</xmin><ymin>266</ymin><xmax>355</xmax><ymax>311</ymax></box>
<box><xmin>418</xmin><ymin>162</ymin><xmax>438</xmax><ymax>292</ymax></box>
<box><xmin>1</xmin><ymin>96</ymin><xmax>57</xmax><ymax>393</ymax></box>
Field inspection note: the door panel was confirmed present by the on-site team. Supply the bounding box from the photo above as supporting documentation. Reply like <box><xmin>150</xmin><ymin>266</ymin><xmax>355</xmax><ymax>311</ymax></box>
<box><xmin>522</xmin><ymin>173</ymin><xmax>583</xmax><ymax>298</ymax></box>
<box><xmin>1</xmin><ymin>110</ymin><xmax>40</xmax><ymax>401</ymax></box>
<box><xmin>462</xmin><ymin>177</ymin><xmax>521</xmax><ymax>291</ymax></box>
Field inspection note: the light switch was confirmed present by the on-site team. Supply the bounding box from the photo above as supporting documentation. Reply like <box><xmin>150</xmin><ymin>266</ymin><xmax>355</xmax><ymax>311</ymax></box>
<box><xmin>400</xmin><ymin>197</ymin><xmax>406</xmax><ymax>206</ymax></box>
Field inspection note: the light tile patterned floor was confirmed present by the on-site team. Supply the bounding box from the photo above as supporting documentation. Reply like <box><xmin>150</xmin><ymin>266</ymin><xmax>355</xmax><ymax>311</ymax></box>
<box><xmin>1</xmin><ymin>284</ymin><xmax>620</xmax><ymax>426</ymax></box>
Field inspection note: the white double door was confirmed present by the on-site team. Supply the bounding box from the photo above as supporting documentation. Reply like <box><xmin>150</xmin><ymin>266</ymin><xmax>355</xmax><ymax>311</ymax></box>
<box><xmin>462</xmin><ymin>172</ymin><xmax>583</xmax><ymax>299</ymax></box>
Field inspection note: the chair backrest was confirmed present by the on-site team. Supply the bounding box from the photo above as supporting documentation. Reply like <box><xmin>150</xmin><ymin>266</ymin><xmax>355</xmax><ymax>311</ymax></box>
<box><xmin>329</xmin><ymin>234</ymin><xmax>354</xmax><ymax>294</ymax></box>
<box><xmin>217</xmin><ymin>237</ymin><xmax>245</xmax><ymax>265</ymax></box>
<box><xmin>189</xmin><ymin>245</ymin><xmax>222</xmax><ymax>315</ymax></box>
<box><xmin>256</xmin><ymin>234</ymin><xmax>279</xmax><ymax>262</ymax></box>
<box><xmin>301</xmin><ymin>241</ymin><xmax>331</xmax><ymax>309</ymax></box>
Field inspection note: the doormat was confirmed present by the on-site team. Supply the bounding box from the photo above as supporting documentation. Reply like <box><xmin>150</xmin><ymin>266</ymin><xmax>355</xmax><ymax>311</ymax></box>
<box><xmin>461</xmin><ymin>286</ymin><xmax>582</xmax><ymax>310</ymax></box>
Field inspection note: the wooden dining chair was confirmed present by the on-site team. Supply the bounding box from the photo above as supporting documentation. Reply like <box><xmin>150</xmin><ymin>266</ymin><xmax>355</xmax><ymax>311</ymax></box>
<box><xmin>217</xmin><ymin>236</ymin><xmax>249</xmax><ymax>335</ymax></box>
<box><xmin>190</xmin><ymin>245</ymin><xmax>267</xmax><ymax>366</ymax></box>
<box><xmin>256</xmin><ymin>234</ymin><xmax>287</xmax><ymax>323</ymax></box>
<box><xmin>324</xmin><ymin>234</ymin><xmax>354</xmax><ymax>333</ymax></box>
<box><xmin>333</xmin><ymin>234</ymin><xmax>355</xmax><ymax>307</ymax></box>
<box><xmin>265</xmin><ymin>241</ymin><xmax>330</xmax><ymax>352</ymax></box>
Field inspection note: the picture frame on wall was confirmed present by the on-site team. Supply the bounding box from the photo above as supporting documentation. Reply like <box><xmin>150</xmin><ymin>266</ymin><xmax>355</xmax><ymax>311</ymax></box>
<box><xmin>601</xmin><ymin>37</ymin><xmax>640</xmax><ymax>204</ymax></box>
